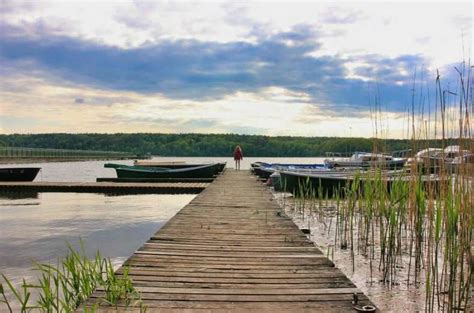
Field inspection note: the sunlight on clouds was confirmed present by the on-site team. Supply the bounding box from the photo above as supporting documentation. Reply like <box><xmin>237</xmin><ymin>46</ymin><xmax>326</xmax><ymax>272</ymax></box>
<box><xmin>343</xmin><ymin>60</ymin><xmax>375</xmax><ymax>82</ymax></box>
<box><xmin>0</xmin><ymin>73</ymin><xmax>409</xmax><ymax>137</ymax></box>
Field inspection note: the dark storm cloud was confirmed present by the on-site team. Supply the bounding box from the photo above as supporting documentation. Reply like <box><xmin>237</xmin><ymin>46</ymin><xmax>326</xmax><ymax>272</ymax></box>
<box><xmin>0</xmin><ymin>23</ymin><xmax>428</xmax><ymax>114</ymax></box>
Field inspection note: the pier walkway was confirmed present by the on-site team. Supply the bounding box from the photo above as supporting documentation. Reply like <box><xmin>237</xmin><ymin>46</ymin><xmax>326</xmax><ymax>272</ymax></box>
<box><xmin>83</xmin><ymin>170</ymin><xmax>375</xmax><ymax>312</ymax></box>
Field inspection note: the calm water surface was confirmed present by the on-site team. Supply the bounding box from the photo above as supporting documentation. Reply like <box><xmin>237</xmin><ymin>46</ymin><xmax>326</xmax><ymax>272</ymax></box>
<box><xmin>0</xmin><ymin>192</ymin><xmax>194</xmax><ymax>287</ymax></box>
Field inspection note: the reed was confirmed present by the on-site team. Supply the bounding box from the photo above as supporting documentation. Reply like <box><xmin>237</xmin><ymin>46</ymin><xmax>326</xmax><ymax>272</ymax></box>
<box><xmin>0</xmin><ymin>240</ymin><xmax>144</xmax><ymax>312</ymax></box>
<box><xmin>276</xmin><ymin>62</ymin><xmax>472</xmax><ymax>312</ymax></box>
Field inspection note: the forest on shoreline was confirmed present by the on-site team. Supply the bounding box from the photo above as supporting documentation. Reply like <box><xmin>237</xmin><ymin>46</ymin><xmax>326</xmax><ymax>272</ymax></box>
<box><xmin>0</xmin><ymin>133</ymin><xmax>462</xmax><ymax>157</ymax></box>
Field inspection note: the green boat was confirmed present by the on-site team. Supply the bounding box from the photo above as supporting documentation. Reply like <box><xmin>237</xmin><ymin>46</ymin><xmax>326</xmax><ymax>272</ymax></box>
<box><xmin>280</xmin><ymin>171</ymin><xmax>353</xmax><ymax>197</ymax></box>
<box><xmin>279</xmin><ymin>170</ymin><xmax>444</xmax><ymax>198</ymax></box>
<box><xmin>111</xmin><ymin>163</ymin><xmax>224</xmax><ymax>179</ymax></box>
<box><xmin>105</xmin><ymin>162</ymin><xmax>226</xmax><ymax>173</ymax></box>
<box><xmin>104</xmin><ymin>163</ymin><xmax>168</xmax><ymax>170</ymax></box>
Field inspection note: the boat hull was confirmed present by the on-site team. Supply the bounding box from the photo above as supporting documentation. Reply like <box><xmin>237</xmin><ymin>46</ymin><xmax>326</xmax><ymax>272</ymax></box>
<box><xmin>252</xmin><ymin>164</ymin><xmax>325</xmax><ymax>179</ymax></box>
<box><xmin>0</xmin><ymin>167</ymin><xmax>41</xmax><ymax>182</ymax></box>
<box><xmin>280</xmin><ymin>171</ymin><xmax>352</xmax><ymax>197</ymax></box>
<box><xmin>325</xmin><ymin>159</ymin><xmax>406</xmax><ymax>170</ymax></box>
<box><xmin>108</xmin><ymin>162</ymin><xmax>226</xmax><ymax>171</ymax></box>
<box><xmin>269</xmin><ymin>173</ymin><xmax>284</xmax><ymax>192</ymax></box>
<box><xmin>115</xmin><ymin>163</ymin><xmax>223</xmax><ymax>179</ymax></box>
<box><xmin>279</xmin><ymin>170</ymin><xmax>445</xmax><ymax>197</ymax></box>
<box><xmin>253</xmin><ymin>167</ymin><xmax>275</xmax><ymax>179</ymax></box>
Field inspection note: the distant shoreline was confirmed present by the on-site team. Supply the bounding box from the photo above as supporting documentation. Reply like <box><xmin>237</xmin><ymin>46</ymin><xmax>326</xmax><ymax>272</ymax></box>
<box><xmin>1</xmin><ymin>133</ymin><xmax>464</xmax><ymax>158</ymax></box>
<box><xmin>0</xmin><ymin>158</ymin><xmax>133</xmax><ymax>165</ymax></box>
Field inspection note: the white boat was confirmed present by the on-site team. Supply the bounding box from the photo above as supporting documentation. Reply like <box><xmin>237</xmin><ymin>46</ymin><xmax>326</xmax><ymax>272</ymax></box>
<box><xmin>448</xmin><ymin>153</ymin><xmax>474</xmax><ymax>174</ymax></box>
<box><xmin>412</xmin><ymin>146</ymin><xmax>472</xmax><ymax>173</ymax></box>
<box><xmin>324</xmin><ymin>152</ymin><xmax>406</xmax><ymax>169</ymax></box>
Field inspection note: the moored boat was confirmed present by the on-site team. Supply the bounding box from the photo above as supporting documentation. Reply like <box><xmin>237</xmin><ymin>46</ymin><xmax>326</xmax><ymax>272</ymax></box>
<box><xmin>106</xmin><ymin>162</ymin><xmax>226</xmax><ymax>174</ymax></box>
<box><xmin>279</xmin><ymin>171</ymin><xmax>355</xmax><ymax>197</ymax></box>
<box><xmin>133</xmin><ymin>160</ymin><xmax>200</xmax><ymax>169</ymax></box>
<box><xmin>279</xmin><ymin>170</ymin><xmax>443</xmax><ymax>197</ymax></box>
<box><xmin>324</xmin><ymin>152</ymin><xmax>406</xmax><ymax>169</ymax></box>
<box><xmin>0</xmin><ymin>167</ymin><xmax>41</xmax><ymax>182</ymax></box>
<box><xmin>448</xmin><ymin>153</ymin><xmax>474</xmax><ymax>174</ymax></box>
<box><xmin>411</xmin><ymin>146</ymin><xmax>472</xmax><ymax>174</ymax></box>
<box><xmin>113</xmin><ymin>163</ymin><xmax>224</xmax><ymax>179</ymax></box>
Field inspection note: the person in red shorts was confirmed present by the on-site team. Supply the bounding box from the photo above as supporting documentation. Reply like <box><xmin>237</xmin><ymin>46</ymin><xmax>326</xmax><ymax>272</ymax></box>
<box><xmin>233</xmin><ymin>145</ymin><xmax>243</xmax><ymax>170</ymax></box>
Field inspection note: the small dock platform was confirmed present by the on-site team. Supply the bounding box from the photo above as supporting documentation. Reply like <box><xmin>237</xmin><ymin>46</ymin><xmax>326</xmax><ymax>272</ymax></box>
<box><xmin>0</xmin><ymin>181</ymin><xmax>208</xmax><ymax>194</ymax></box>
<box><xmin>82</xmin><ymin>170</ymin><xmax>375</xmax><ymax>312</ymax></box>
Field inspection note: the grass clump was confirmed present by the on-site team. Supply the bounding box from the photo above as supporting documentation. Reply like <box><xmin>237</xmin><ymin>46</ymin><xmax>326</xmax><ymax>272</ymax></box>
<box><xmin>0</xmin><ymin>240</ymin><xmax>145</xmax><ymax>312</ymax></box>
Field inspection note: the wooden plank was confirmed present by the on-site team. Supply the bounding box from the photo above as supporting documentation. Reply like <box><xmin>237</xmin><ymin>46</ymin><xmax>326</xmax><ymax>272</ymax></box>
<box><xmin>0</xmin><ymin>181</ymin><xmax>207</xmax><ymax>194</ymax></box>
<box><xmin>134</xmin><ymin>250</ymin><xmax>327</xmax><ymax>259</ymax></box>
<box><xmin>82</xmin><ymin>300</ymin><xmax>371</xmax><ymax>312</ymax></box>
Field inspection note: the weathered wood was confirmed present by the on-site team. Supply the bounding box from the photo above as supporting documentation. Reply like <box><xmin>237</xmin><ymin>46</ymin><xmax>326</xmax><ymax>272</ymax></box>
<box><xmin>0</xmin><ymin>181</ymin><xmax>207</xmax><ymax>194</ymax></box>
<box><xmin>80</xmin><ymin>170</ymin><xmax>376</xmax><ymax>312</ymax></box>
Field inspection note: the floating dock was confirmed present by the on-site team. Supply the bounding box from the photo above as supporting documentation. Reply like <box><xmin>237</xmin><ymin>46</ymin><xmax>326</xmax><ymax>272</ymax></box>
<box><xmin>81</xmin><ymin>170</ymin><xmax>376</xmax><ymax>312</ymax></box>
<box><xmin>0</xmin><ymin>181</ymin><xmax>208</xmax><ymax>194</ymax></box>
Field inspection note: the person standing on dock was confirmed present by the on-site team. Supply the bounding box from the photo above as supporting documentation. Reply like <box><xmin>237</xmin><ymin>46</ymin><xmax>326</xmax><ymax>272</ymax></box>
<box><xmin>233</xmin><ymin>145</ymin><xmax>243</xmax><ymax>170</ymax></box>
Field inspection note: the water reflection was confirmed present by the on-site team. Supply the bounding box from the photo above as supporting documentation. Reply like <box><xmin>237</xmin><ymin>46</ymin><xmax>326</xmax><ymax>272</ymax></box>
<box><xmin>0</xmin><ymin>191</ymin><xmax>39</xmax><ymax>200</ymax></box>
<box><xmin>0</xmin><ymin>192</ymin><xmax>194</xmax><ymax>288</ymax></box>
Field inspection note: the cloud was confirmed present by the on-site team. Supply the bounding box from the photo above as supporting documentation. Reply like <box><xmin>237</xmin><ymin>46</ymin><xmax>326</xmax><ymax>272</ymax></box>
<box><xmin>0</xmin><ymin>22</ymin><xmax>428</xmax><ymax>115</ymax></box>
<box><xmin>322</xmin><ymin>8</ymin><xmax>362</xmax><ymax>25</ymax></box>
<box><xmin>74</xmin><ymin>98</ymin><xmax>84</xmax><ymax>104</ymax></box>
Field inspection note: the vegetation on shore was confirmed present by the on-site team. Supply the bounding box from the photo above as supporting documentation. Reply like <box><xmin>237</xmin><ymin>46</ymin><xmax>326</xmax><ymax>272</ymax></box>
<box><xmin>0</xmin><ymin>241</ymin><xmax>144</xmax><ymax>312</ymax></box>
<box><xmin>0</xmin><ymin>133</ymin><xmax>462</xmax><ymax>157</ymax></box>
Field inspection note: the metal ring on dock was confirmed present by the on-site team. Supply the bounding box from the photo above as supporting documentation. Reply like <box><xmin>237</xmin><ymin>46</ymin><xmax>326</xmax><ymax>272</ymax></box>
<box><xmin>353</xmin><ymin>305</ymin><xmax>377</xmax><ymax>312</ymax></box>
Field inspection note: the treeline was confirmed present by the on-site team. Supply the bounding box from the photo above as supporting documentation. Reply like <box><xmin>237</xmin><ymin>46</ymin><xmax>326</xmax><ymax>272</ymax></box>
<box><xmin>0</xmin><ymin>133</ymin><xmax>460</xmax><ymax>157</ymax></box>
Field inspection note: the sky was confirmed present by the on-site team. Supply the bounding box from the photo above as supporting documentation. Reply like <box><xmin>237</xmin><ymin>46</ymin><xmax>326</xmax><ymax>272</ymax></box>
<box><xmin>0</xmin><ymin>0</ymin><xmax>472</xmax><ymax>138</ymax></box>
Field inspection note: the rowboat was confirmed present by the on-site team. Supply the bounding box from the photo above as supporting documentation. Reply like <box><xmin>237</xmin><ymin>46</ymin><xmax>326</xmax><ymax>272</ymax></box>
<box><xmin>108</xmin><ymin>162</ymin><xmax>227</xmax><ymax>172</ymax></box>
<box><xmin>111</xmin><ymin>163</ymin><xmax>224</xmax><ymax>179</ymax></box>
<box><xmin>269</xmin><ymin>168</ymin><xmax>357</xmax><ymax>192</ymax></box>
<box><xmin>0</xmin><ymin>167</ymin><xmax>41</xmax><ymax>181</ymax></box>
<box><xmin>279</xmin><ymin>170</ymin><xmax>443</xmax><ymax>197</ymax></box>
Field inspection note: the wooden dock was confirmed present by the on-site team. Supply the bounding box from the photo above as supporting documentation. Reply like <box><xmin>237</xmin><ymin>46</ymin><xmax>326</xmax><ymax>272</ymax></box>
<box><xmin>82</xmin><ymin>170</ymin><xmax>376</xmax><ymax>312</ymax></box>
<box><xmin>0</xmin><ymin>181</ymin><xmax>208</xmax><ymax>194</ymax></box>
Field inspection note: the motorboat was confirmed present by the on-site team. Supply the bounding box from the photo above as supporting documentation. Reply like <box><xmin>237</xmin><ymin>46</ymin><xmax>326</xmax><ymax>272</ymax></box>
<box><xmin>324</xmin><ymin>152</ymin><xmax>406</xmax><ymax>169</ymax></box>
